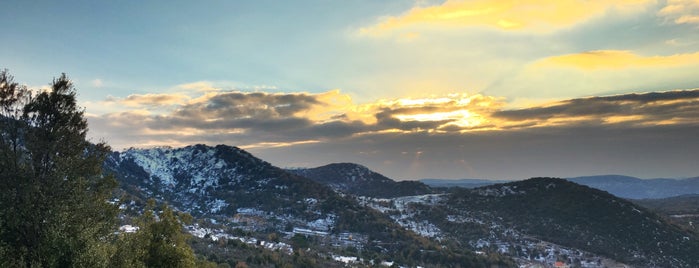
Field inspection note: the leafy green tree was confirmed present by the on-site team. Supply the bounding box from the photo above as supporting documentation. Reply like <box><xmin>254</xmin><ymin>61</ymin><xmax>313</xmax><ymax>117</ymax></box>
<box><xmin>0</xmin><ymin>70</ymin><xmax>118</xmax><ymax>267</ymax></box>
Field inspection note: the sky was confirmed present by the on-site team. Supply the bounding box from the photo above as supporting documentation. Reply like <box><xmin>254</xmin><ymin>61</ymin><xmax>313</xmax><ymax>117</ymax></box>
<box><xmin>2</xmin><ymin>0</ymin><xmax>699</xmax><ymax>180</ymax></box>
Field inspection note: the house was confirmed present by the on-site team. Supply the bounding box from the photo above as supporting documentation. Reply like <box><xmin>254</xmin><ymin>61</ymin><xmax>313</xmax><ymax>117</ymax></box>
<box><xmin>554</xmin><ymin>261</ymin><xmax>569</xmax><ymax>268</ymax></box>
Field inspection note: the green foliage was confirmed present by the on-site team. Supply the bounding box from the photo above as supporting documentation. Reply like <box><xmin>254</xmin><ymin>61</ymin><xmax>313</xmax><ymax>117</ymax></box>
<box><xmin>111</xmin><ymin>200</ymin><xmax>199</xmax><ymax>268</ymax></box>
<box><xmin>633</xmin><ymin>195</ymin><xmax>699</xmax><ymax>235</ymax></box>
<box><xmin>0</xmin><ymin>70</ymin><xmax>118</xmax><ymax>267</ymax></box>
<box><xmin>189</xmin><ymin>236</ymin><xmax>339</xmax><ymax>268</ymax></box>
<box><xmin>290</xmin><ymin>234</ymin><xmax>310</xmax><ymax>250</ymax></box>
<box><xmin>0</xmin><ymin>70</ymin><xmax>206</xmax><ymax>267</ymax></box>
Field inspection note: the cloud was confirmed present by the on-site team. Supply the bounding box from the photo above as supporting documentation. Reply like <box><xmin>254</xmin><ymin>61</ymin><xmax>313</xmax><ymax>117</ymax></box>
<box><xmin>251</xmin><ymin>122</ymin><xmax>699</xmax><ymax>180</ymax></box>
<box><xmin>369</xmin><ymin>94</ymin><xmax>503</xmax><ymax>131</ymax></box>
<box><xmin>175</xmin><ymin>81</ymin><xmax>223</xmax><ymax>92</ymax></box>
<box><xmin>88</xmin><ymin>87</ymin><xmax>699</xmax><ymax>152</ymax></box>
<box><xmin>493</xmin><ymin>89</ymin><xmax>699</xmax><ymax>127</ymax></box>
<box><xmin>106</xmin><ymin>93</ymin><xmax>191</xmax><ymax>107</ymax></box>
<box><xmin>659</xmin><ymin>0</ymin><xmax>699</xmax><ymax>25</ymax></box>
<box><xmin>487</xmin><ymin>47</ymin><xmax>699</xmax><ymax>100</ymax></box>
<box><xmin>91</xmin><ymin>79</ymin><xmax>103</xmax><ymax>88</ymax></box>
<box><xmin>359</xmin><ymin>0</ymin><xmax>653</xmax><ymax>35</ymax></box>
<box><xmin>87</xmin><ymin>90</ymin><xmax>506</xmax><ymax>149</ymax></box>
<box><xmin>86</xmin><ymin>88</ymin><xmax>699</xmax><ymax>180</ymax></box>
<box><xmin>88</xmin><ymin>90</ymin><xmax>363</xmax><ymax>149</ymax></box>
<box><xmin>173</xmin><ymin>91</ymin><xmax>322</xmax><ymax>119</ymax></box>
<box><xmin>538</xmin><ymin>50</ymin><xmax>699</xmax><ymax>70</ymax></box>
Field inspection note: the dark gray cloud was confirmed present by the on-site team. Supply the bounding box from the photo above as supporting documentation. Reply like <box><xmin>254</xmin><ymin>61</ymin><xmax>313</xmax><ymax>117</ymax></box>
<box><xmin>494</xmin><ymin>89</ymin><xmax>699</xmax><ymax>123</ymax></box>
<box><xmin>173</xmin><ymin>91</ymin><xmax>320</xmax><ymax>120</ymax></box>
<box><xmin>89</xmin><ymin>91</ymin><xmax>375</xmax><ymax>148</ymax></box>
<box><xmin>375</xmin><ymin>109</ymin><xmax>453</xmax><ymax>131</ymax></box>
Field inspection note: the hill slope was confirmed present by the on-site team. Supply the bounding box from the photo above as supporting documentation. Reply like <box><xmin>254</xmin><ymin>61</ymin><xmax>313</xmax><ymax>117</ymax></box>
<box><xmin>105</xmin><ymin>144</ymin><xmax>334</xmax><ymax>218</ymax></box>
<box><xmin>289</xmin><ymin>163</ymin><xmax>433</xmax><ymax>198</ymax></box>
<box><xmin>633</xmin><ymin>194</ymin><xmax>699</xmax><ymax>234</ymax></box>
<box><xmin>440</xmin><ymin>178</ymin><xmax>699</xmax><ymax>267</ymax></box>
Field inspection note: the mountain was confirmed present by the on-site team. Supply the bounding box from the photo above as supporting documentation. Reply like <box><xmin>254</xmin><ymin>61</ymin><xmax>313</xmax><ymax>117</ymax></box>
<box><xmin>103</xmin><ymin>145</ymin><xmax>698</xmax><ymax>267</ymax></box>
<box><xmin>104</xmin><ymin>144</ymin><xmax>513</xmax><ymax>267</ymax></box>
<box><xmin>420</xmin><ymin>178</ymin><xmax>507</xmax><ymax>188</ymax></box>
<box><xmin>430</xmin><ymin>178</ymin><xmax>699</xmax><ymax>267</ymax></box>
<box><xmin>568</xmin><ymin>175</ymin><xmax>699</xmax><ymax>199</ymax></box>
<box><xmin>288</xmin><ymin>163</ymin><xmax>433</xmax><ymax>198</ymax></box>
<box><xmin>420</xmin><ymin>175</ymin><xmax>699</xmax><ymax>199</ymax></box>
<box><xmin>104</xmin><ymin>144</ymin><xmax>336</xmax><ymax>218</ymax></box>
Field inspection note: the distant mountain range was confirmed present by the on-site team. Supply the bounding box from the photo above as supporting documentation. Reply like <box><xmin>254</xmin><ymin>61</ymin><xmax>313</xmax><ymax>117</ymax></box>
<box><xmin>420</xmin><ymin>178</ymin><xmax>509</xmax><ymax>188</ymax></box>
<box><xmin>421</xmin><ymin>175</ymin><xmax>699</xmax><ymax>199</ymax></box>
<box><xmin>568</xmin><ymin>175</ymin><xmax>699</xmax><ymax>199</ymax></box>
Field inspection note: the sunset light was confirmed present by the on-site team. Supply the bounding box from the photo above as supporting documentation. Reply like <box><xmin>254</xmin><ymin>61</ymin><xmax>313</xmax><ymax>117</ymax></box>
<box><xmin>3</xmin><ymin>1</ymin><xmax>699</xmax><ymax>266</ymax></box>
<box><xmin>2</xmin><ymin>0</ymin><xmax>698</xmax><ymax>180</ymax></box>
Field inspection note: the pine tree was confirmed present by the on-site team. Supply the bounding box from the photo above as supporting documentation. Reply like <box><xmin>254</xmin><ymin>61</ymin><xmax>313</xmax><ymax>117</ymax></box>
<box><xmin>0</xmin><ymin>71</ymin><xmax>118</xmax><ymax>267</ymax></box>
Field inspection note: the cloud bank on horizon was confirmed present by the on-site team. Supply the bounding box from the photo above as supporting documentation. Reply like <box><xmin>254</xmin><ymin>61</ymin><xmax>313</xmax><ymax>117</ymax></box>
<box><xmin>87</xmin><ymin>86</ymin><xmax>699</xmax><ymax>180</ymax></box>
<box><xmin>2</xmin><ymin>0</ymin><xmax>699</xmax><ymax>180</ymax></box>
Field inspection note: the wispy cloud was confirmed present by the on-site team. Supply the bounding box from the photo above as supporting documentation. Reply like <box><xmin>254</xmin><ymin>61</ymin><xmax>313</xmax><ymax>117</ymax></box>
<box><xmin>105</xmin><ymin>93</ymin><xmax>191</xmax><ymax>107</ymax></box>
<box><xmin>91</xmin><ymin>79</ymin><xmax>103</xmax><ymax>88</ymax></box>
<box><xmin>359</xmin><ymin>0</ymin><xmax>654</xmax><ymax>36</ymax></box>
<box><xmin>659</xmin><ymin>0</ymin><xmax>699</xmax><ymax>25</ymax></box>
<box><xmin>493</xmin><ymin>90</ymin><xmax>699</xmax><ymax>127</ymax></box>
<box><xmin>538</xmin><ymin>50</ymin><xmax>699</xmax><ymax>70</ymax></box>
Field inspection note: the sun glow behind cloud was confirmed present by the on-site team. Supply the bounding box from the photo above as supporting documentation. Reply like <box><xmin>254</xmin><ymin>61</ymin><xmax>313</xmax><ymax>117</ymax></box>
<box><xmin>86</xmin><ymin>84</ymin><xmax>699</xmax><ymax>152</ymax></box>
<box><xmin>394</xmin><ymin>110</ymin><xmax>476</xmax><ymax>126</ymax></box>
<box><xmin>84</xmin><ymin>87</ymin><xmax>699</xmax><ymax>181</ymax></box>
<box><xmin>4</xmin><ymin>0</ymin><xmax>699</xmax><ymax>180</ymax></box>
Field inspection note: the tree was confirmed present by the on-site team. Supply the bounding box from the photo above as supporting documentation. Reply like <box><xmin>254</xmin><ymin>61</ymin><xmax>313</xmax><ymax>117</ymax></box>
<box><xmin>111</xmin><ymin>200</ymin><xmax>197</xmax><ymax>268</ymax></box>
<box><xmin>0</xmin><ymin>69</ymin><xmax>32</xmax><ymax>267</ymax></box>
<box><xmin>0</xmin><ymin>71</ymin><xmax>118</xmax><ymax>267</ymax></box>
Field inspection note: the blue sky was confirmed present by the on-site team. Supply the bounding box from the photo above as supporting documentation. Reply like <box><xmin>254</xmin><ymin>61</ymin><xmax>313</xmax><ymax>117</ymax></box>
<box><xmin>2</xmin><ymin>1</ymin><xmax>413</xmax><ymax>98</ymax></box>
<box><xmin>3</xmin><ymin>0</ymin><xmax>699</xmax><ymax>180</ymax></box>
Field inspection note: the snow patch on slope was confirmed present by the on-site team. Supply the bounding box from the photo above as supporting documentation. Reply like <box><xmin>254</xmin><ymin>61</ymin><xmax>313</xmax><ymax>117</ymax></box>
<box><xmin>360</xmin><ymin>194</ymin><xmax>445</xmax><ymax>239</ymax></box>
<box><xmin>120</xmin><ymin>146</ymin><xmax>230</xmax><ymax>189</ymax></box>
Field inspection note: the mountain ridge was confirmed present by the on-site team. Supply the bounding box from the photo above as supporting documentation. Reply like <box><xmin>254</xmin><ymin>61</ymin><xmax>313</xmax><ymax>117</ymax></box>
<box><xmin>420</xmin><ymin>178</ymin><xmax>509</xmax><ymax>188</ymax></box>
<box><xmin>421</xmin><ymin>175</ymin><xmax>699</xmax><ymax>199</ymax></box>
<box><xmin>568</xmin><ymin>175</ymin><xmax>699</xmax><ymax>199</ymax></box>
<box><xmin>288</xmin><ymin>162</ymin><xmax>433</xmax><ymax>198</ymax></box>
<box><xmin>104</xmin><ymin>144</ymin><xmax>513</xmax><ymax>267</ymax></box>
